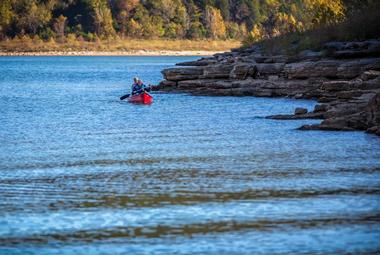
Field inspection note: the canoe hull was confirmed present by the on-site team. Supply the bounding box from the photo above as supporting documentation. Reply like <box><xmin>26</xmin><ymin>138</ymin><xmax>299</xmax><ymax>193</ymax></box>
<box><xmin>127</xmin><ymin>93</ymin><xmax>153</xmax><ymax>104</ymax></box>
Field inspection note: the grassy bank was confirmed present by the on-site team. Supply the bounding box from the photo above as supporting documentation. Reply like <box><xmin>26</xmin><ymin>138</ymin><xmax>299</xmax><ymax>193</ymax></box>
<box><xmin>0</xmin><ymin>38</ymin><xmax>241</xmax><ymax>54</ymax></box>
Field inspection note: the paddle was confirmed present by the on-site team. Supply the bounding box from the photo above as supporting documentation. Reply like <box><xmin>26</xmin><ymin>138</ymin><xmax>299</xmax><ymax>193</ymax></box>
<box><xmin>120</xmin><ymin>93</ymin><xmax>130</xmax><ymax>100</ymax></box>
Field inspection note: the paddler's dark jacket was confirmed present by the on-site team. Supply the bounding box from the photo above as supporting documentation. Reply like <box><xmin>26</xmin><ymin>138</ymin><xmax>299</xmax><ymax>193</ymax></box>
<box><xmin>131</xmin><ymin>83</ymin><xmax>144</xmax><ymax>95</ymax></box>
<box><xmin>131</xmin><ymin>83</ymin><xmax>150</xmax><ymax>95</ymax></box>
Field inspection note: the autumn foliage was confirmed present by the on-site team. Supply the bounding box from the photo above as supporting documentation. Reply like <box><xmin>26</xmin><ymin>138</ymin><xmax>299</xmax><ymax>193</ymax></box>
<box><xmin>0</xmin><ymin>0</ymin><xmax>375</xmax><ymax>43</ymax></box>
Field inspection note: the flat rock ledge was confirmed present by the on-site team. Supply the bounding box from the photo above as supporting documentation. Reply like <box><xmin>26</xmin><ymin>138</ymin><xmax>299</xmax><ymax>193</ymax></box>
<box><xmin>153</xmin><ymin>40</ymin><xmax>380</xmax><ymax>136</ymax></box>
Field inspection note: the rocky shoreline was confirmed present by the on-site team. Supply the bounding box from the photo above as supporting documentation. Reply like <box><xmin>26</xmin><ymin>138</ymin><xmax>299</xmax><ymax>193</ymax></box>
<box><xmin>0</xmin><ymin>50</ymin><xmax>220</xmax><ymax>56</ymax></box>
<box><xmin>153</xmin><ymin>40</ymin><xmax>380</xmax><ymax>136</ymax></box>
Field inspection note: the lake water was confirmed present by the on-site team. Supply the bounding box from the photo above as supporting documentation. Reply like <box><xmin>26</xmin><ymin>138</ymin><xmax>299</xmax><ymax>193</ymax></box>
<box><xmin>0</xmin><ymin>56</ymin><xmax>380</xmax><ymax>255</ymax></box>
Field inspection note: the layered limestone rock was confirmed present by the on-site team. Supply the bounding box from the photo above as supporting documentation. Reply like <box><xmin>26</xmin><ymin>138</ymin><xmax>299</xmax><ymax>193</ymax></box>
<box><xmin>153</xmin><ymin>40</ymin><xmax>380</xmax><ymax>136</ymax></box>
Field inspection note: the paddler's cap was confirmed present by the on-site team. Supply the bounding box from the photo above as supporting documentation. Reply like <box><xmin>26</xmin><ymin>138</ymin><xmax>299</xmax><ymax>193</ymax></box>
<box><xmin>133</xmin><ymin>77</ymin><xmax>139</xmax><ymax>82</ymax></box>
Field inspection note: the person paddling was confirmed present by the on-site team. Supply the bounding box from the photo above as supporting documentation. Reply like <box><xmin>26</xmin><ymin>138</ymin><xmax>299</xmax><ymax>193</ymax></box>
<box><xmin>131</xmin><ymin>78</ymin><xmax>151</xmax><ymax>95</ymax></box>
<box><xmin>131</xmin><ymin>77</ymin><xmax>142</xmax><ymax>95</ymax></box>
<box><xmin>120</xmin><ymin>77</ymin><xmax>151</xmax><ymax>100</ymax></box>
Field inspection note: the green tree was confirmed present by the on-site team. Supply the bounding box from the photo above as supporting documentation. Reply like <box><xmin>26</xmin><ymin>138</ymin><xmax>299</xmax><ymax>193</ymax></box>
<box><xmin>226</xmin><ymin>21</ymin><xmax>247</xmax><ymax>39</ymax></box>
<box><xmin>188</xmin><ymin>20</ymin><xmax>206</xmax><ymax>39</ymax></box>
<box><xmin>251</xmin><ymin>0</ymin><xmax>261</xmax><ymax>25</ymax></box>
<box><xmin>175</xmin><ymin>5</ymin><xmax>189</xmax><ymax>33</ymax></box>
<box><xmin>88</xmin><ymin>0</ymin><xmax>116</xmax><ymax>37</ymax></box>
<box><xmin>13</xmin><ymin>0</ymin><xmax>52</xmax><ymax>35</ymax></box>
<box><xmin>0</xmin><ymin>0</ymin><xmax>14</xmax><ymax>38</ymax></box>
<box><xmin>216</xmin><ymin>0</ymin><xmax>229</xmax><ymax>20</ymax></box>
<box><xmin>186</xmin><ymin>0</ymin><xmax>205</xmax><ymax>39</ymax></box>
<box><xmin>132</xmin><ymin>3</ymin><xmax>149</xmax><ymax>23</ymax></box>
<box><xmin>234</xmin><ymin>0</ymin><xmax>261</xmax><ymax>30</ymax></box>
<box><xmin>142</xmin><ymin>15</ymin><xmax>165</xmax><ymax>38</ymax></box>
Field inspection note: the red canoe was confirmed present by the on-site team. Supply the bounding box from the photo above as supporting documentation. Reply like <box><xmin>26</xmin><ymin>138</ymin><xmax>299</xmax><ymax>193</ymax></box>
<box><xmin>127</xmin><ymin>92</ymin><xmax>153</xmax><ymax>104</ymax></box>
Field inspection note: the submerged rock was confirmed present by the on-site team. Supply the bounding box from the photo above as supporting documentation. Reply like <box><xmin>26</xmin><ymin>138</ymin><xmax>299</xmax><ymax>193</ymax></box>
<box><xmin>295</xmin><ymin>107</ymin><xmax>308</xmax><ymax>115</ymax></box>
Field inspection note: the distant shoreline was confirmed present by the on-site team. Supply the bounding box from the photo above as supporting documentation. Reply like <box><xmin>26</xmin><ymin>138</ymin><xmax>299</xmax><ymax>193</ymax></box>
<box><xmin>0</xmin><ymin>50</ymin><xmax>221</xmax><ymax>56</ymax></box>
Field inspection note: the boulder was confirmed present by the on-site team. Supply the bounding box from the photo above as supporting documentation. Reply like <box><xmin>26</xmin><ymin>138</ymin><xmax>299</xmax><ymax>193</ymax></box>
<box><xmin>285</xmin><ymin>58</ymin><xmax>380</xmax><ymax>79</ymax></box>
<box><xmin>208</xmin><ymin>80</ymin><xmax>240</xmax><ymax>89</ymax></box>
<box><xmin>267</xmin><ymin>112</ymin><xmax>323</xmax><ymax>120</ymax></box>
<box><xmin>177</xmin><ymin>79</ymin><xmax>211</xmax><ymax>89</ymax></box>
<box><xmin>346</xmin><ymin>111</ymin><xmax>369</xmax><ymax>130</ymax></box>
<box><xmin>162</xmin><ymin>67</ymin><xmax>204</xmax><ymax>81</ymax></box>
<box><xmin>360</xmin><ymin>77</ymin><xmax>380</xmax><ymax>90</ymax></box>
<box><xmin>268</xmin><ymin>75</ymin><xmax>279</xmax><ymax>81</ymax></box>
<box><xmin>285</xmin><ymin>60</ymin><xmax>339</xmax><ymax>79</ymax></box>
<box><xmin>323</xmin><ymin>41</ymin><xmax>347</xmax><ymax>51</ymax></box>
<box><xmin>201</xmin><ymin>64</ymin><xmax>233</xmax><ymax>79</ymax></box>
<box><xmin>365</xmin><ymin>91</ymin><xmax>380</xmax><ymax>128</ymax></box>
<box><xmin>336</xmin><ymin>90</ymin><xmax>364</xmax><ymax>99</ymax></box>
<box><xmin>229</xmin><ymin>64</ymin><xmax>257</xmax><ymax>79</ymax></box>
<box><xmin>237</xmin><ymin>55</ymin><xmax>257</xmax><ymax>64</ymax></box>
<box><xmin>253</xmin><ymin>55</ymin><xmax>287</xmax><ymax>63</ymax></box>
<box><xmin>332</xmin><ymin>50</ymin><xmax>380</xmax><ymax>59</ymax></box>
<box><xmin>256</xmin><ymin>63</ymin><xmax>285</xmax><ymax>75</ymax></box>
<box><xmin>367</xmin><ymin>126</ymin><xmax>380</xmax><ymax>135</ymax></box>
<box><xmin>321</xmin><ymin>80</ymin><xmax>353</xmax><ymax>91</ymax></box>
<box><xmin>314</xmin><ymin>104</ymin><xmax>328</xmax><ymax>112</ymax></box>
<box><xmin>295</xmin><ymin>107</ymin><xmax>308</xmax><ymax>115</ymax></box>
<box><xmin>175</xmin><ymin>59</ymin><xmax>216</xmax><ymax>66</ymax></box>
<box><xmin>297</xmin><ymin>50</ymin><xmax>323</xmax><ymax>61</ymax></box>
<box><xmin>361</xmin><ymin>70</ymin><xmax>380</xmax><ymax>80</ymax></box>
<box><xmin>152</xmin><ymin>80</ymin><xmax>177</xmax><ymax>90</ymax></box>
<box><xmin>298</xmin><ymin>122</ymin><xmax>356</xmax><ymax>131</ymax></box>
<box><xmin>324</xmin><ymin>102</ymin><xmax>365</xmax><ymax>119</ymax></box>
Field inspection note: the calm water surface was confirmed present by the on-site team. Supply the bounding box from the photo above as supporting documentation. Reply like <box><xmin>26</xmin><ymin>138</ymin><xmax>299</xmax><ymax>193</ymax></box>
<box><xmin>0</xmin><ymin>56</ymin><xmax>380</xmax><ymax>254</ymax></box>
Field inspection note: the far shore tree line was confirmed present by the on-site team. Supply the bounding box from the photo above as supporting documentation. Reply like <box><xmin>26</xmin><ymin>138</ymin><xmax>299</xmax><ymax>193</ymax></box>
<box><xmin>0</xmin><ymin>0</ymin><xmax>374</xmax><ymax>44</ymax></box>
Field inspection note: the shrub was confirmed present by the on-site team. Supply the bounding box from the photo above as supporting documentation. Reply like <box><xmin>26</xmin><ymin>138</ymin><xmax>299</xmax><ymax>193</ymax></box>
<box><xmin>83</xmin><ymin>32</ymin><xmax>96</xmax><ymax>42</ymax></box>
<box><xmin>38</xmin><ymin>28</ymin><xmax>55</xmax><ymax>41</ymax></box>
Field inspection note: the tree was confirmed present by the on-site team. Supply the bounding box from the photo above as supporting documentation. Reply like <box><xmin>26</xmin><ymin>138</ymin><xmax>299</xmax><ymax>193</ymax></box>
<box><xmin>0</xmin><ymin>0</ymin><xmax>355</xmax><ymax>41</ymax></box>
<box><xmin>0</xmin><ymin>0</ymin><xmax>14</xmax><ymax>38</ymax></box>
<box><xmin>251</xmin><ymin>0</ymin><xmax>261</xmax><ymax>26</ymax></box>
<box><xmin>187</xmin><ymin>20</ymin><xmax>206</xmax><ymax>39</ymax></box>
<box><xmin>88</xmin><ymin>0</ymin><xmax>116</xmax><ymax>37</ymax></box>
<box><xmin>126</xmin><ymin>18</ymin><xmax>143</xmax><ymax>37</ymax></box>
<box><xmin>233</xmin><ymin>0</ymin><xmax>261</xmax><ymax>31</ymax></box>
<box><xmin>142</xmin><ymin>16</ymin><xmax>165</xmax><ymax>38</ymax></box>
<box><xmin>216</xmin><ymin>0</ymin><xmax>229</xmax><ymax>20</ymax></box>
<box><xmin>245</xmin><ymin>24</ymin><xmax>264</xmax><ymax>44</ymax></box>
<box><xmin>226</xmin><ymin>21</ymin><xmax>247</xmax><ymax>39</ymax></box>
<box><xmin>273</xmin><ymin>12</ymin><xmax>298</xmax><ymax>35</ymax></box>
<box><xmin>226</xmin><ymin>22</ymin><xmax>239</xmax><ymax>38</ymax></box>
<box><xmin>110</xmin><ymin>0</ymin><xmax>140</xmax><ymax>37</ymax></box>
<box><xmin>132</xmin><ymin>3</ymin><xmax>149</xmax><ymax>23</ymax></box>
<box><xmin>13</xmin><ymin>0</ymin><xmax>52</xmax><ymax>35</ymax></box>
<box><xmin>204</xmin><ymin>5</ymin><xmax>226</xmax><ymax>39</ymax></box>
<box><xmin>54</xmin><ymin>15</ymin><xmax>67</xmax><ymax>43</ymax></box>
<box><xmin>186</xmin><ymin>0</ymin><xmax>205</xmax><ymax>39</ymax></box>
<box><xmin>308</xmin><ymin>0</ymin><xmax>345</xmax><ymax>26</ymax></box>
<box><xmin>175</xmin><ymin>5</ymin><xmax>189</xmax><ymax>33</ymax></box>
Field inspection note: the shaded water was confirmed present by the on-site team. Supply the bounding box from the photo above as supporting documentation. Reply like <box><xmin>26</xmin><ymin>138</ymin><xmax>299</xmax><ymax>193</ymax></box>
<box><xmin>0</xmin><ymin>56</ymin><xmax>380</xmax><ymax>254</ymax></box>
